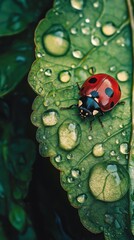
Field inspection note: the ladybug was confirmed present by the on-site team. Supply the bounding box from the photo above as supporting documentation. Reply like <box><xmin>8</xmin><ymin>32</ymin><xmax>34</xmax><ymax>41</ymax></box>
<box><xmin>77</xmin><ymin>73</ymin><xmax>121</xmax><ymax>121</ymax></box>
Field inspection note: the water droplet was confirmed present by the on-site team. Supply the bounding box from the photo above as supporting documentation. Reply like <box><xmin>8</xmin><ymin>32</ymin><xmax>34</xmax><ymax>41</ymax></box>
<box><xmin>120</xmin><ymin>143</ymin><xmax>129</xmax><ymax>154</ymax></box>
<box><xmin>103</xmin><ymin>41</ymin><xmax>108</xmax><ymax>46</ymax></box>
<box><xmin>42</xmin><ymin>110</ymin><xmax>59</xmax><ymax>126</ymax></box>
<box><xmin>96</xmin><ymin>21</ymin><xmax>101</xmax><ymax>28</ymax></box>
<box><xmin>67</xmin><ymin>153</ymin><xmax>73</xmax><ymax>160</ymax></box>
<box><xmin>37</xmin><ymin>52</ymin><xmax>42</xmax><ymax>58</ymax></box>
<box><xmin>117</xmin><ymin>71</ymin><xmax>129</xmax><ymax>82</ymax></box>
<box><xmin>102</xmin><ymin>22</ymin><xmax>116</xmax><ymax>36</ymax></box>
<box><xmin>116</xmin><ymin>139</ymin><xmax>119</xmax><ymax>144</ymax></box>
<box><xmin>93</xmin><ymin>1</ymin><xmax>99</xmax><ymax>8</ymax></box>
<box><xmin>119</xmin><ymin>124</ymin><xmax>123</xmax><ymax>128</ymax></box>
<box><xmin>91</xmin><ymin>35</ymin><xmax>101</xmax><ymax>46</ymax></box>
<box><xmin>70</xmin><ymin>27</ymin><xmax>78</xmax><ymax>34</ymax></box>
<box><xmin>79</xmin><ymin>13</ymin><xmax>83</xmax><ymax>18</ymax></box>
<box><xmin>54</xmin><ymin>154</ymin><xmax>62</xmax><ymax>163</ymax></box>
<box><xmin>88</xmin><ymin>67</ymin><xmax>96</xmax><ymax>75</ymax></box>
<box><xmin>55</xmin><ymin>101</ymin><xmax>61</xmax><ymax>106</ymax></box>
<box><xmin>59</xmin><ymin>70</ymin><xmax>71</xmax><ymax>83</ymax></box>
<box><xmin>70</xmin><ymin>0</ymin><xmax>84</xmax><ymax>10</ymax></box>
<box><xmin>77</xmin><ymin>194</ymin><xmax>87</xmax><ymax>203</ymax></box>
<box><xmin>71</xmin><ymin>64</ymin><xmax>76</xmax><ymax>68</ymax></box>
<box><xmin>45</xmin><ymin>69</ymin><xmax>52</xmax><ymax>76</ymax></box>
<box><xmin>58</xmin><ymin>120</ymin><xmax>81</xmax><ymax>151</ymax></box>
<box><xmin>110</xmin><ymin>65</ymin><xmax>116</xmax><ymax>72</ymax></box>
<box><xmin>42</xmin><ymin>24</ymin><xmax>70</xmax><ymax>56</ymax></box>
<box><xmin>122</xmin><ymin>131</ymin><xmax>126</xmax><ymax>136</ymax></box>
<box><xmin>89</xmin><ymin>162</ymin><xmax>129</xmax><ymax>202</ymax></box>
<box><xmin>38</xmin><ymin>87</ymin><xmax>43</xmax><ymax>94</ymax></box>
<box><xmin>72</xmin><ymin>50</ymin><xmax>83</xmax><ymax>59</ymax></box>
<box><xmin>88</xmin><ymin>135</ymin><xmax>93</xmax><ymax>140</ymax></box>
<box><xmin>93</xmin><ymin>143</ymin><xmax>105</xmax><ymax>157</ymax></box>
<box><xmin>116</xmin><ymin>37</ymin><xmax>125</xmax><ymax>47</ymax></box>
<box><xmin>85</xmin><ymin>18</ymin><xmax>90</xmax><ymax>23</ymax></box>
<box><xmin>110</xmin><ymin>150</ymin><xmax>116</xmax><ymax>157</ymax></box>
<box><xmin>71</xmin><ymin>169</ymin><xmax>81</xmax><ymax>178</ymax></box>
<box><xmin>67</xmin><ymin>176</ymin><xmax>74</xmax><ymax>183</ymax></box>
<box><xmin>107</xmin><ymin>132</ymin><xmax>111</xmax><ymax>136</ymax></box>
<box><xmin>81</xmin><ymin>26</ymin><xmax>90</xmax><ymax>35</ymax></box>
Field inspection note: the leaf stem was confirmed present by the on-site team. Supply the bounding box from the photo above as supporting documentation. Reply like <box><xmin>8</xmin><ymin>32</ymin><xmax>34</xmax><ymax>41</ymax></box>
<box><xmin>127</xmin><ymin>0</ymin><xmax>134</xmax><ymax>235</ymax></box>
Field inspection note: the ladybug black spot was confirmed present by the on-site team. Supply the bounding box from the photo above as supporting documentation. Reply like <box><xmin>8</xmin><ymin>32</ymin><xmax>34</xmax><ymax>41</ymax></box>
<box><xmin>90</xmin><ymin>90</ymin><xmax>99</xmax><ymax>98</ymax></box>
<box><xmin>110</xmin><ymin>101</ymin><xmax>114</xmax><ymax>108</ymax></box>
<box><xmin>88</xmin><ymin>77</ymin><xmax>97</xmax><ymax>83</ymax></box>
<box><xmin>105</xmin><ymin>87</ymin><xmax>114</xmax><ymax>98</ymax></box>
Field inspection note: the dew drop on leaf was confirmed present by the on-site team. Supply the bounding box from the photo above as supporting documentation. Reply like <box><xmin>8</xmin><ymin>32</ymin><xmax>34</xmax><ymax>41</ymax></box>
<box><xmin>42</xmin><ymin>110</ymin><xmax>59</xmax><ymax>126</ymax></box>
<box><xmin>102</xmin><ymin>22</ymin><xmax>116</xmax><ymax>36</ymax></box>
<box><xmin>77</xmin><ymin>194</ymin><xmax>87</xmax><ymax>203</ymax></box>
<box><xmin>93</xmin><ymin>1</ymin><xmax>99</xmax><ymax>8</ymax></box>
<box><xmin>91</xmin><ymin>35</ymin><xmax>101</xmax><ymax>46</ymax></box>
<box><xmin>72</xmin><ymin>50</ymin><xmax>84</xmax><ymax>59</ymax></box>
<box><xmin>109</xmin><ymin>65</ymin><xmax>116</xmax><ymax>72</ymax></box>
<box><xmin>42</xmin><ymin>24</ymin><xmax>70</xmax><ymax>56</ymax></box>
<box><xmin>120</xmin><ymin>143</ymin><xmax>129</xmax><ymax>154</ymax></box>
<box><xmin>89</xmin><ymin>162</ymin><xmax>129</xmax><ymax>202</ymax></box>
<box><xmin>58</xmin><ymin>120</ymin><xmax>81</xmax><ymax>151</ymax></box>
<box><xmin>88</xmin><ymin>135</ymin><xmax>93</xmax><ymax>141</ymax></box>
<box><xmin>70</xmin><ymin>27</ymin><xmax>78</xmax><ymax>34</ymax></box>
<box><xmin>93</xmin><ymin>143</ymin><xmax>105</xmax><ymax>157</ymax></box>
<box><xmin>54</xmin><ymin>154</ymin><xmax>62</xmax><ymax>163</ymax></box>
<box><xmin>81</xmin><ymin>26</ymin><xmax>90</xmax><ymax>35</ymax></box>
<box><xmin>96</xmin><ymin>21</ymin><xmax>101</xmax><ymax>28</ymax></box>
<box><xmin>117</xmin><ymin>70</ymin><xmax>129</xmax><ymax>81</ymax></box>
<box><xmin>71</xmin><ymin>169</ymin><xmax>81</xmax><ymax>178</ymax></box>
<box><xmin>110</xmin><ymin>150</ymin><xmax>116</xmax><ymax>156</ymax></box>
<box><xmin>45</xmin><ymin>69</ymin><xmax>52</xmax><ymax>76</ymax></box>
<box><xmin>59</xmin><ymin>70</ymin><xmax>71</xmax><ymax>83</ymax></box>
<box><xmin>70</xmin><ymin>0</ymin><xmax>84</xmax><ymax>10</ymax></box>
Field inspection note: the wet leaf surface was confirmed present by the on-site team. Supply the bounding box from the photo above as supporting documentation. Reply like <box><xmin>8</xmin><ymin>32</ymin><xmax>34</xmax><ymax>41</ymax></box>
<box><xmin>29</xmin><ymin>0</ymin><xmax>133</xmax><ymax>239</ymax></box>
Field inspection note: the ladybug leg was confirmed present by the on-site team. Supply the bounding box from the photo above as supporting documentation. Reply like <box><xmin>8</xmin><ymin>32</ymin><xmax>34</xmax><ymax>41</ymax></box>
<box><xmin>118</xmin><ymin>101</ymin><xmax>125</xmax><ymax>105</ymax></box>
<box><xmin>89</xmin><ymin>118</ymin><xmax>95</xmax><ymax>130</ymax></box>
<box><xmin>76</xmin><ymin>82</ymin><xmax>81</xmax><ymax>90</ymax></box>
<box><xmin>98</xmin><ymin>111</ymin><xmax>104</xmax><ymax>128</ymax></box>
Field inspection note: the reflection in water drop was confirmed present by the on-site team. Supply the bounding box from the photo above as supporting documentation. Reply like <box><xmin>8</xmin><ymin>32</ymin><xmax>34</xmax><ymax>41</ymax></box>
<box><xmin>42</xmin><ymin>110</ymin><xmax>59</xmax><ymax>126</ymax></box>
<box><xmin>58</xmin><ymin>120</ymin><xmax>81</xmax><ymax>150</ymax></box>
<box><xmin>81</xmin><ymin>26</ymin><xmax>90</xmax><ymax>35</ymax></box>
<box><xmin>72</xmin><ymin>50</ymin><xmax>84</xmax><ymax>59</ymax></box>
<box><xmin>59</xmin><ymin>70</ymin><xmax>71</xmax><ymax>83</ymax></box>
<box><xmin>120</xmin><ymin>143</ymin><xmax>128</xmax><ymax>154</ymax></box>
<box><xmin>77</xmin><ymin>194</ymin><xmax>87</xmax><ymax>203</ymax></box>
<box><xmin>45</xmin><ymin>69</ymin><xmax>52</xmax><ymax>76</ymax></box>
<box><xmin>110</xmin><ymin>150</ymin><xmax>116</xmax><ymax>156</ymax></box>
<box><xmin>91</xmin><ymin>35</ymin><xmax>101</xmax><ymax>46</ymax></box>
<box><xmin>42</xmin><ymin>24</ymin><xmax>70</xmax><ymax>56</ymax></box>
<box><xmin>88</xmin><ymin>67</ymin><xmax>96</xmax><ymax>75</ymax></box>
<box><xmin>117</xmin><ymin>71</ymin><xmax>129</xmax><ymax>81</ymax></box>
<box><xmin>116</xmin><ymin>37</ymin><xmax>125</xmax><ymax>47</ymax></box>
<box><xmin>67</xmin><ymin>177</ymin><xmax>74</xmax><ymax>183</ymax></box>
<box><xmin>89</xmin><ymin>162</ymin><xmax>129</xmax><ymax>202</ymax></box>
<box><xmin>93</xmin><ymin>143</ymin><xmax>105</xmax><ymax>157</ymax></box>
<box><xmin>96</xmin><ymin>21</ymin><xmax>101</xmax><ymax>28</ymax></box>
<box><xmin>102</xmin><ymin>22</ymin><xmax>116</xmax><ymax>36</ymax></box>
<box><xmin>88</xmin><ymin>135</ymin><xmax>93</xmax><ymax>141</ymax></box>
<box><xmin>70</xmin><ymin>0</ymin><xmax>84</xmax><ymax>10</ymax></box>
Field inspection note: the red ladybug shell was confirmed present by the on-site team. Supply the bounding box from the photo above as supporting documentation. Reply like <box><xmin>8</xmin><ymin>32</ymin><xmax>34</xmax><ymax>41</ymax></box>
<box><xmin>79</xmin><ymin>73</ymin><xmax>121</xmax><ymax>112</ymax></box>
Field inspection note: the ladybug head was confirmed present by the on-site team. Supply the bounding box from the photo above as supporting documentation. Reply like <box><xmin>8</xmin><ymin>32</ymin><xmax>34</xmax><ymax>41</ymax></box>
<box><xmin>78</xmin><ymin>97</ymin><xmax>93</xmax><ymax>119</ymax></box>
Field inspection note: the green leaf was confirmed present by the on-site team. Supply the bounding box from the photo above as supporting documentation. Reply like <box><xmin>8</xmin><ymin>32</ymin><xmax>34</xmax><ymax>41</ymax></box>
<box><xmin>28</xmin><ymin>0</ymin><xmax>133</xmax><ymax>239</ymax></box>
<box><xmin>0</xmin><ymin>30</ymin><xmax>34</xmax><ymax>97</ymax></box>
<box><xmin>0</xmin><ymin>0</ymin><xmax>49</xmax><ymax>36</ymax></box>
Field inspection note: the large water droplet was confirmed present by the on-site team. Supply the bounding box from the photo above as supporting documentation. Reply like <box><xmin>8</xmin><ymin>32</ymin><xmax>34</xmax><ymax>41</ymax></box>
<box><xmin>42</xmin><ymin>24</ymin><xmax>70</xmax><ymax>56</ymax></box>
<box><xmin>77</xmin><ymin>194</ymin><xmax>87</xmax><ymax>203</ymax></box>
<box><xmin>102</xmin><ymin>22</ymin><xmax>116</xmax><ymax>36</ymax></box>
<box><xmin>70</xmin><ymin>0</ymin><xmax>84</xmax><ymax>10</ymax></box>
<box><xmin>89</xmin><ymin>162</ymin><xmax>129</xmax><ymax>202</ymax></box>
<box><xmin>59</xmin><ymin>70</ymin><xmax>71</xmax><ymax>83</ymax></box>
<box><xmin>93</xmin><ymin>143</ymin><xmax>105</xmax><ymax>157</ymax></box>
<box><xmin>117</xmin><ymin>71</ymin><xmax>129</xmax><ymax>81</ymax></box>
<box><xmin>72</xmin><ymin>50</ymin><xmax>84</xmax><ymax>59</ymax></box>
<box><xmin>71</xmin><ymin>169</ymin><xmax>81</xmax><ymax>178</ymax></box>
<box><xmin>58</xmin><ymin>120</ymin><xmax>81</xmax><ymax>151</ymax></box>
<box><xmin>42</xmin><ymin>110</ymin><xmax>59</xmax><ymax>126</ymax></box>
<box><xmin>120</xmin><ymin>143</ymin><xmax>129</xmax><ymax>154</ymax></box>
<box><xmin>91</xmin><ymin>35</ymin><xmax>101</xmax><ymax>46</ymax></box>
